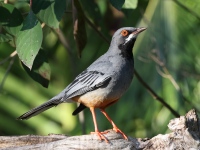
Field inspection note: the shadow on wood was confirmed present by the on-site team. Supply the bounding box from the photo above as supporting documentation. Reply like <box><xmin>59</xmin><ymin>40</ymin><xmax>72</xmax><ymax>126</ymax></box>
<box><xmin>0</xmin><ymin>109</ymin><xmax>200</xmax><ymax>150</ymax></box>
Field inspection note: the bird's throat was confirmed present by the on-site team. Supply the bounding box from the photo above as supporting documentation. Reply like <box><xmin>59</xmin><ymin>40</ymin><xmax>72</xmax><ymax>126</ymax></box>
<box><xmin>118</xmin><ymin>43</ymin><xmax>134</xmax><ymax>60</ymax></box>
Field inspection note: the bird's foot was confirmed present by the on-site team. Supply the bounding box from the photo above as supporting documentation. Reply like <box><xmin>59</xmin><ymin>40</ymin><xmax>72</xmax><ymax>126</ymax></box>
<box><xmin>113</xmin><ymin>127</ymin><xmax>128</xmax><ymax>140</ymax></box>
<box><xmin>90</xmin><ymin>130</ymin><xmax>109</xmax><ymax>143</ymax></box>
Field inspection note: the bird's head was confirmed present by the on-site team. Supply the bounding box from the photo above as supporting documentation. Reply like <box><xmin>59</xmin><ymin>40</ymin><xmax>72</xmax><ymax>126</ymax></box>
<box><xmin>109</xmin><ymin>27</ymin><xmax>146</xmax><ymax>59</ymax></box>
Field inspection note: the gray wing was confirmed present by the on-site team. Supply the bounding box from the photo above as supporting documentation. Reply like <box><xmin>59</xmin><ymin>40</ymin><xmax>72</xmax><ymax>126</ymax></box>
<box><xmin>63</xmin><ymin>70</ymin><xmax>112</xmax><ymax>100</ymax></box>
<box><xmin>17</xmin><ymin>58</ymin><xmax>113</xmax><ymax>120</ymax></box>
<box><xmin>17</xmin><ymin>70</ymin><xmax>112</xmax><ymax>120</ymax></box>
<box><xmin>62</xmin><ymin>57</ymin><xmax>113</xmax><ymax>100</ymax></box>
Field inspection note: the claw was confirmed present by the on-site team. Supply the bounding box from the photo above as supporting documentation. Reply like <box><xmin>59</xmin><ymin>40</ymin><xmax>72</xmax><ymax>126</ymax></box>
<box><xmin>91</xmin><ymin>131</ymin><xmax>109</xmax><ymax>143</ymax></box>
<box><xmin>100</xmin><ymin>109</ymin><xmax>128</xmax><ymax>140</ymax></box>
<box><xmin>113</xmin><ymin>126</ymin><xmax>128</xmax><ymax>140</ymax></box>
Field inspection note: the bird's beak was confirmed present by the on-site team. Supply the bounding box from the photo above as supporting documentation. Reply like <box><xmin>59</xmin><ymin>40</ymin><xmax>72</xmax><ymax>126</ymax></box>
<box><xmin>132</xmin><ymin>27</ymin><xmax>147</xmax><ymax>35</ymax></box>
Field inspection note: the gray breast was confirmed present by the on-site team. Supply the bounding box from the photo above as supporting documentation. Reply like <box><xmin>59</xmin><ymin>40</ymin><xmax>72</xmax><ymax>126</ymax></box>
<box><xmin>103</xmin><ymin>56</ymin><xmax>134</xmax><ymax>100</ymax></box>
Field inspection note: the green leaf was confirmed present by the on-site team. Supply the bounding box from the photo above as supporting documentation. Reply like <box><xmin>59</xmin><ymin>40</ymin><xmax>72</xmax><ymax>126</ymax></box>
<box><xmin>0</xmin><ymin>4</ymin><xmax>23</xmax><ymax>36</ymax></box>
<box><xmin>109</xmin><ymin>0</ymin><xmax>125</xmax><ymax>10</ymax></box>
<box><xmin>0</xmin><ymin>34</ymin><xmax>13</xmax><ymax>42</ymax></box>
<box><xmin>73</xmin><ymin>0</ymin><xmax>87</xmax><ymax>58</ymax></box>
<box><xmin>22</xmin><ymin>49</ymin><xmax>51</xmax><ymax>88</ymax></box>
<box><xmin>16</xmin><ymin>10</ymin><xmax>43</xmax><ymax>70</ymax></box>
<box><xmin>122</xmin><ymin>0</ymin><xmax>138</xmax><ymax>9</ymax></box>
<box><xmin>32</xmin><ymin>0</ymin><xmax>66</xmax><ymax>29</ymax></box>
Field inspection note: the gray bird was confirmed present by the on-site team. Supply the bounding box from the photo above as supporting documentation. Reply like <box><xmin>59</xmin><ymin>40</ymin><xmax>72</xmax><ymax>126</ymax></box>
<box><xmin>18</xmin><ymin>27</ymin><xmax>146</xmax><ymax>142</ymax></box>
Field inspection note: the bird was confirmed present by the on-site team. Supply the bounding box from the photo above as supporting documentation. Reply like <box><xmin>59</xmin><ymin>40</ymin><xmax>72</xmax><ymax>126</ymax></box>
<box><xmin>17</xmin><ymin>27</ymin><xmax>146</xmax><ymax>142</ymax></box>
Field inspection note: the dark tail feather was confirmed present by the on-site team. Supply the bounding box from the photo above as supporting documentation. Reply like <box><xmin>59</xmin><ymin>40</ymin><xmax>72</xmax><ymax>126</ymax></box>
<box><xmin>17</xmin><ymin>99</ymin><xmax>60</xmax><ymax>120</ymax></box>
<box><xmin>72</xmin><ymin>103</ymin><xmax>87</xmax><ymax>115</ymax></box>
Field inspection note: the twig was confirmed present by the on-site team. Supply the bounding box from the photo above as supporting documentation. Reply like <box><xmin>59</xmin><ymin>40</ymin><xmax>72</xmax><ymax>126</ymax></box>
<box><xmin>41</xmin><ymin>23</ymin><xmax>45</xmax><ymax>28</ymax></box>
<box><xmin>173</xmin><ymin>0</ymin><xmax>200</xmax><ymax>21</ymax></box>
<box><xmin>29</xmin><ymin>0</ymin><xmax>32</xmax><ymax>9</ymax></box>
<box><xmin>0</xmin><ymin>51</ymin><xmax>17</xmax><ymax>65</ymax></box>
<box><xmin>53</xmin><ymin>28</ymin><xmax>77</xmax><ymax>74</ymax></box>
<box><xmin>10</xmin><ymin>51</ymin><xmax>17</xmax><ymax>57</ymax></box>
<box><xmin>149</xmin><ymin>52</ymin><xmax>180</xmax><ymax>91</ymax></box>
<box><xmin>53</xmin><ymin>29</ymin><xmax>72</xmax><ymax>55</ymax></box>
<box><xmin>149</xmin><ymin>50</ymin><xmax>200</xmax><ymax>113</ymax></box>
<box><xmin>0</xmin><ymin>57</ymin><xmax>15</xmax><ymax>91</ymax></box>
<box><xmin>134</xmin><ymin>69</ymin><xmax>180</xmax><ymax>117</ymax></box>
<box><xmin>0</xmin><ymin>56</ymin><xmax>11</xmax><ymax>66</ymax></box>
<box><xmin>84</xmin><ymin>16</ymin><xmax>110</xmax><ymax>44</ymax></box>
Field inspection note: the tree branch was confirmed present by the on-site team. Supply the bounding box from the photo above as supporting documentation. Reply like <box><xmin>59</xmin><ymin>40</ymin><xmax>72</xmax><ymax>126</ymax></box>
<box><xmin>134</xmin><ymin>69</ymin><xmax>180</xmax><ymax>117</ymax></box>
<box><xmin>0</xmin><ymin>51</ymin><xmax>17</xmax><ymax>91</ymax></box>
<box><xmin>0</xmin><ymin>109</ymin><xmax>199</xmax><ymax>149</ymax></box>
<box><xmin>84</xmin><ymin>16</ymin><xmax>110</xmax><ymax>44</ymax></box>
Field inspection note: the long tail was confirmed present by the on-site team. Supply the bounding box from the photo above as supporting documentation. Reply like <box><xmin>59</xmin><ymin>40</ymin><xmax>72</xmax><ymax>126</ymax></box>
<box><xmin>17</xmin><ymin>98</ymin><xmax>61</xmax><ymax>120</ymax></box>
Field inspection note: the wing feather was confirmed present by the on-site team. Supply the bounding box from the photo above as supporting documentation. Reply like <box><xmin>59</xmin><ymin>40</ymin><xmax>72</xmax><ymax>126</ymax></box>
<box><xmin>62</xmin><ymin>70</ymin><xmax>111</xmax><ymax>100</ymax></box>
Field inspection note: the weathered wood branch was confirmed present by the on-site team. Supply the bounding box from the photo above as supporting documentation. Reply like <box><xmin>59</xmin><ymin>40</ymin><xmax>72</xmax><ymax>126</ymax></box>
<box><xmin>0</xmin><ymin>109</ymin><xmax>200</xmax><ymax>150</ymax></box>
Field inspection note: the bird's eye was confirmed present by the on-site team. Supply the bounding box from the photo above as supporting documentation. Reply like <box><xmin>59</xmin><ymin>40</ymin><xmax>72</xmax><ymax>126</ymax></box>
<box><xmin>121</xmin><ymin>30</ymin><xmax>128</xmax><ymax>37</ymax></box>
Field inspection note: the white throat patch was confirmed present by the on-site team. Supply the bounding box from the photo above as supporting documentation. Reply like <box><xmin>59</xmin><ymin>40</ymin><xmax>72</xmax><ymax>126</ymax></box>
<box><xmin>124</xmin><ymin>34</ymin><xmax>134</xmax><ymax>45</ymax></box>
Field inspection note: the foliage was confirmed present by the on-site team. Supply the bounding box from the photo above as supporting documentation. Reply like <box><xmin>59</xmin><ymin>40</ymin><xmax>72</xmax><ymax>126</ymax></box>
<box><xmin>0</xmin><ymin>0</ymin><xmax>200</xmax><ymax>139</ymax></box>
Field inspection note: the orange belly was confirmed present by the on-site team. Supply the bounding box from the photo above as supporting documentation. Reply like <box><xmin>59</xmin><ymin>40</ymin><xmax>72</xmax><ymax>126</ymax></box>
<box><xmin>71</xmin><ymin>90</ymin><xmax>118</xmax><ymax>108</ymax></box>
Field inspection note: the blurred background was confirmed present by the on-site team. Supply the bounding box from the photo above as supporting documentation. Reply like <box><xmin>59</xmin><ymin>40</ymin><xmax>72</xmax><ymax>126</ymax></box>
<box><xmin>0</xmin><ymin>0</ymin><xmax>200</xmax><ymax>138</ymax></box>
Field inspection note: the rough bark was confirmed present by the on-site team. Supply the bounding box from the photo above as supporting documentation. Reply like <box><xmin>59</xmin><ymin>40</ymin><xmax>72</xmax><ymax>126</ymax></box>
<box><xmin>0</xmin><ymin>109</ymin><xmax>199</xmax><ymax>150</ymax></box>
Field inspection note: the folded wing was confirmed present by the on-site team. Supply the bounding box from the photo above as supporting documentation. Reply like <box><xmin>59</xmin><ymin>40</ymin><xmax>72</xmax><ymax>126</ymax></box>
<box><xmin>17</xmin><ymin>70</ymin><xmax>111</xmax><ymax>120</ymax></box>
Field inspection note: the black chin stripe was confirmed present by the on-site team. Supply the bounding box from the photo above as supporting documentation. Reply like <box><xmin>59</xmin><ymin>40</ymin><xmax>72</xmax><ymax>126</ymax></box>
<box><xmin>118</xmin><ymin>44</ymin><xmax>134</xmax><ymax>60</ymax></box>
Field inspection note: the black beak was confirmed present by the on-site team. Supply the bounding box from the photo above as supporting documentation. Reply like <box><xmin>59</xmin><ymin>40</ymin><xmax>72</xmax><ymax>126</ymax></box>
<box><xmin>132</xmin><ymin>27</ymin><xmax>147</xmax><ymax>35</ymax></box>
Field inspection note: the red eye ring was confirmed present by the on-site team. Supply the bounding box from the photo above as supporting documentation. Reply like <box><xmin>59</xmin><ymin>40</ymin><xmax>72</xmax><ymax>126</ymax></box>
<box><xmin>121</xmin><ymin>30</ymin><xmax>128</xmax><ymax>36</ymax></box>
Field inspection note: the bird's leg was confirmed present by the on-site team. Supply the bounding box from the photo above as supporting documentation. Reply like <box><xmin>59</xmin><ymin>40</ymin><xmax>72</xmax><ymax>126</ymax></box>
<box><xmin>90</xmin><ymin>107</ymin><xmax>109</xmax><ymax>142</ymax></box>
<box><xmin>100</xmin><ymin>109</ymin><xmax>128</xmax><ymax>140</ymax></box>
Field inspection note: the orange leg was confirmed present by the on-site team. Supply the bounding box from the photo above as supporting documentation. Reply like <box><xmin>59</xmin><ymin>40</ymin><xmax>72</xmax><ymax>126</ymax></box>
<box><xmin>90</xmin><ymin>107</ymin><xmax>109</xmax><ymax>142</ymax></box>
<box><xmin>100</xmin><ymin>109</ymin><xmax>128</xmax><ymax>140</ymax></box>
